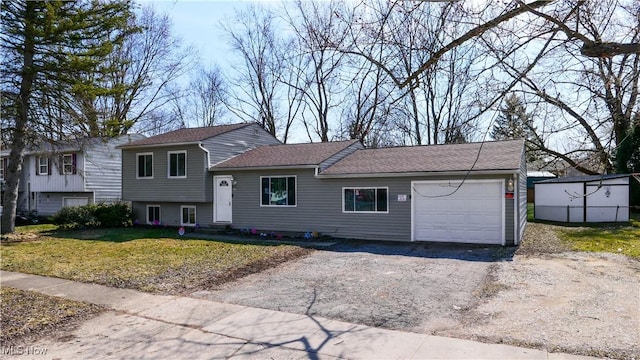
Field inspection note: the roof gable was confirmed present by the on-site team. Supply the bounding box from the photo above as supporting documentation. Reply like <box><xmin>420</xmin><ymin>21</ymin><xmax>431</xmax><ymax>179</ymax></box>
<box><xmin>119</xmin><ymin>123</ymin><xmax>251</xmax><ymax>148</ymax></box>
<box><xmin>212</xmin><ymin>140</ymin><xmax>361</xmax><ymax>169</ymax></box>
<box><xmin>321</xmin><ymin>139</ymin><xmax>524</xmax><ymax>176</ymax></box>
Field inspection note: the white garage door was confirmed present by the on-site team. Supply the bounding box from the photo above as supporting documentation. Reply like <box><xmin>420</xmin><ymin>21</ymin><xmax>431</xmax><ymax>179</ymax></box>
<box><xmin>412</xmin><ymin>180</ymin><xmax>504</xmax><ymax>245</ymax></box>
<box><xmin>63</xmin><ymin>197</ymin><xmax>89</xmax><ymax>207</ymax></box>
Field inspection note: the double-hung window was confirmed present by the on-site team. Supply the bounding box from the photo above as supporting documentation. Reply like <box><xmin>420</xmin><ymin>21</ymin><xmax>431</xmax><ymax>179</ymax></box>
<box><xmin>137</xmin><ymin>153</ymin><xmax>153</xmax><ymax>179</ymax></box>
<box><xmin>62</xmin><ymin>154</ymin><xmax>75</xmax><ymax>174</ymax></box>
<box><xmin>261</xmin><ymin>176</ymin><xmax>296</xmax><ymax>206</ymax></box>
<box><xmin>343</xmin><ymin>187</ymin><xmax>388</xmax><ymax>213</ymax></box>
<box><xmin>37</xmin><ymin>157</ymin><xmax>50</xmax><ymax>175</ymax></box>
<box><xmin>147</xmin><ymin>205</ymin><xmax>161</xmax><ymax>225</ymax></box>
<box><xmin>168</xmin><ymin>151</ymin><xmax>186</xmax><ymax>178</ymax></box>
<box><xmin>181</xmin><ymin>205</ymin><xmax>196</xmax><ymax>226</ymax></box>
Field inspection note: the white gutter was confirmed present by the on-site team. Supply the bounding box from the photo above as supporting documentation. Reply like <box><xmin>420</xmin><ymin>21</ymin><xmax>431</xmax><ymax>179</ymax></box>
<box><xmin>315</xmin><ymin>169</ymin><xmax>520</xmax><ymax>179</ymax></box>
<box><xmin>198</xmin><ymin>143</ymin><xmax>211</xmax><ymax>169</ymax></box>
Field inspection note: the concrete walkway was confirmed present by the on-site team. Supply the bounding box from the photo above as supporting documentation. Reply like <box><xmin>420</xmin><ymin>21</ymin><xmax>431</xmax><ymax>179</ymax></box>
<box><xmin>1</xmin><ymin>271</ymin><xmax>596</xmax><ymax>360</ymax></box>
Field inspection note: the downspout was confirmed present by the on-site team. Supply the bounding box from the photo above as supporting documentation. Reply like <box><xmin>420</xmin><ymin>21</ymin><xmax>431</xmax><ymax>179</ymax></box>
<box><xmin>198</xmin><ymin>143</ymin><xmax>211</xmax><ymax>170</ymax></box>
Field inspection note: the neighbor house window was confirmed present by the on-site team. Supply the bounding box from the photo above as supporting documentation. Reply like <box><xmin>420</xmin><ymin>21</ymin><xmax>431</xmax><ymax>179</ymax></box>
<box><xmin>0</xmin><ymin>158</ymin><xmax>5</xmax><ymax>180</ymax></box>
<box><xmin>261</xmin><ymin>176</ymin><xmax>296</xmax><ymax>206</ymax></box>
<box><xmin>343</xmin><ymin>187</ymin><xmax>388</xmax><ymax>213</ymax></box>
<box><xmin>137</xmin><ymin>153</ymin><xmax>153</xmax><ymax>179</ymax></box>
<box><xmin>168</xmin><ymin>151</ymin><xmax>186</xmax><ymax>178</ymax></box>
<box><xmin>181</xmin><ymin>205</ymin><xmax>196</xmax><ymax>226</ymax></box>
<box><xmin>62</xmin><ymin>154</ymin><xmax>76</xmax><ymax>174</ymax></box>
<box><xmin>147</xmin><ymin>205</ymin><xmax>160</xmax><ymax>225</ymax></box>
<box><xmin>37</xmin><ymin>157</ymin><xmax>50</xmax><ymax>175</ymax></box>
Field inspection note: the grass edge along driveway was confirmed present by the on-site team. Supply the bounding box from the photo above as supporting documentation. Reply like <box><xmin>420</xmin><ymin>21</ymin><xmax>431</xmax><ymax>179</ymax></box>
<box><xmin>1</xmin><ymin>226</ymin><xmax>312</xmax><ymax>295</ymax></box>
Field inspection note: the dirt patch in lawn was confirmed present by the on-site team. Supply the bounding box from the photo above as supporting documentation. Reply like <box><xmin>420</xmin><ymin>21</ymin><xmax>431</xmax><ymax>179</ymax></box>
<box><xmin>0</xmin><ymin>287</ymin><xmax>104</xmax><ymax>346</ymax></box>
<box><xmin>443</xmin><ymin>252</ymin><xmax>640</xmax><ymax>359</ymax></box>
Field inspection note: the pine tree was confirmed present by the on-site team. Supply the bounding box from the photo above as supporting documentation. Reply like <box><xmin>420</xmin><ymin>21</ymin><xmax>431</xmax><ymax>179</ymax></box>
<box><xmin>1</xmin><ymin>0</ymin><xmax>133</xmax><ymax>233</ymax></box>
<box><xmin>491</xmin><ymin>94</ymin><xmax>542</xmax><ymax>163</ymax></box>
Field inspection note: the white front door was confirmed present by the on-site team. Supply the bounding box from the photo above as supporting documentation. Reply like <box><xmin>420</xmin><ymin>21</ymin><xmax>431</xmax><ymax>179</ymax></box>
<box><xmin>214</xmin><ymin>176</ymin><xmax>233</xmax><ymax>223</ymax></box>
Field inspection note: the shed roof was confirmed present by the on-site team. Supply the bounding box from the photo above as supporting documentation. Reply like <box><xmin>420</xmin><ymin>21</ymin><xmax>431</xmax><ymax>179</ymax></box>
<box><xmin>321</xmin><ymin>139</ymin><xmax>524</xmax><ymax>176</ymax></box>
<box><xmin>212</xmin><ymin>140</ymin><xmax>360</xmax><ymax>169</ymax></box>
<box><xmin>118</xmin><ymin>123</ymin><xmax>250</xmax><ymax>148</ymax></box>
<box><xmin>536</xmin><ymin>174</ymin><xmax>629</xmax><ymax>184</ymax></box>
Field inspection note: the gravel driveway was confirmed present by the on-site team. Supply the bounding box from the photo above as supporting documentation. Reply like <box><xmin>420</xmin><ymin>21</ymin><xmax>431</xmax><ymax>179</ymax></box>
<box><xmin>193</xmin><ymin>243</ymin><xmax>503</xmax><ymax>333</ymax></box>
<box><xmin>193</xmin><ymin>225</ymin><xmax>639</xmax><ymax>359</ymax></box>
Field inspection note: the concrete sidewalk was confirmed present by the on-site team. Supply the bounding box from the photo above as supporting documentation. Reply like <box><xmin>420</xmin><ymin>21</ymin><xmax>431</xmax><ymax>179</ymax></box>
<box><xmin>1</xmin><ymin>271</ymin><xmax>595</xmax><ymax>360</ymax></box>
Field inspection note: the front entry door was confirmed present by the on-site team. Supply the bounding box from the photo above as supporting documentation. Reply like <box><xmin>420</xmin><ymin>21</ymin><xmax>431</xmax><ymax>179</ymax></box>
<box><xmin>214</xmin><ymin>176</ymin><xmax>233</xmax><ymax>223</ymax></box>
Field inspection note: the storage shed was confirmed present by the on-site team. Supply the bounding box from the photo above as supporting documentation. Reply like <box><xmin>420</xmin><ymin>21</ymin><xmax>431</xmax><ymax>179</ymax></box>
<box><xmin>534</xmin><ymin>174</ymin><xmax>630</xmax><ymax>222</ymax></box>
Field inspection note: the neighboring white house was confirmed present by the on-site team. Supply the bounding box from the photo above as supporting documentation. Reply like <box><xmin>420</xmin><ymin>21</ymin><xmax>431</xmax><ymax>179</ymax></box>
<box><xmin>534</xmin><ymin>174</ymin><xmax>630</xmax><ymax>222</ymax></box>
<box><xmin>1</xmin><ymin>134</ymin><xmax>145</xmax><ymax>216</ymax></box>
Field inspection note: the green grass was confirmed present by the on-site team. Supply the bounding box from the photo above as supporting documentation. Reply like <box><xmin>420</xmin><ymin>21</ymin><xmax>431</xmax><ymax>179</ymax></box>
<box><xmin>557</xmin><ymin>215</ymin><xmax>640</xmax><ymax>258</ymax></box>
<box><xmin>527</xmin><ymin>203</ymin><xmax>534</xmax><ymax>221</ymax></box>
<box><xmin>1</xmin><ymin>226</ymin><xmax>309</xmax><ymax>294</ymax></box>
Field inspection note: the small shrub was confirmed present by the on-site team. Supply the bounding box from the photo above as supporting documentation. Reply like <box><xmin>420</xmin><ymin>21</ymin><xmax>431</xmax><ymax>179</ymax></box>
<box><xmin>94</xmin><ymin>202</ymin><xmax>133</xmax><ymax>227</ymax></box>
<box><xmin>50</xmin><ymin>202</ymin><xmax>133</xmax><ymax>229</ymax></box>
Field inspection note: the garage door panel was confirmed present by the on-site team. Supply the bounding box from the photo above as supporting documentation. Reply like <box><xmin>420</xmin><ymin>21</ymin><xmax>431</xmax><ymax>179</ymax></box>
<box><xmin>412</xmin><ymin>180</ymin><xmax>504</xmax><ymax>244</ymax></box>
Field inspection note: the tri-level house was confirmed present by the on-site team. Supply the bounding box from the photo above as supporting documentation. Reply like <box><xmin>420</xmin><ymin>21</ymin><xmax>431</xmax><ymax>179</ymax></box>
<box><xmin>118</xmin><ymin>123</ymin><xmax>280</xmax><ymax>227</ymax></box>
<box><xmin>1</xmin><ymin>134</ymin><xmax>145</xmax><ymax>216</ymax></box>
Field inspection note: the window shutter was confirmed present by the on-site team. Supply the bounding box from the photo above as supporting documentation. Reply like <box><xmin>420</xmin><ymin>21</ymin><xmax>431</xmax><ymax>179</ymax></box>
<box><xmin>58</xmin><ymin>155</ymin><xmax>64</xmax><ymax>175</ymax></box>
<box><xmin>35</xmin><ymin>157</ymin><xmax>39</xmax><ymax>174</ymax></box>
<box><xmin>47</xmin><ymin>158</ymin><xmax>52</xmax><ymax>175</ymax></box>
<box><xmin>72</xmin><ymin>153</ymin><xmax>77</xmax><ymax>174</ymax></box>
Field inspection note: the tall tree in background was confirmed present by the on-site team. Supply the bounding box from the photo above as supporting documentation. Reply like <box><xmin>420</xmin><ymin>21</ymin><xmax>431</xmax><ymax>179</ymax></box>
<box><xmin>170</xmin><ymin>66</ymin><xmax>227</xmax><ymax>127</ymax></box>
<box><xmin>1</xmin><ymin>0</ymin><xmax>132</xmax><ymax>233</ymax></box>
<box><xmin>224</xmin><ymin>5</ymin><xmax>302</xmax><ymax>142</ymax></box>
<box><xmin>88</xmin><ymin>5</ymin><xmax>192</xmax><ymax>137</ymax></box>
<box><xmin>491</xmin><ymin>94</ymin><xmax>542</xmax><ymax>163</ymax></box>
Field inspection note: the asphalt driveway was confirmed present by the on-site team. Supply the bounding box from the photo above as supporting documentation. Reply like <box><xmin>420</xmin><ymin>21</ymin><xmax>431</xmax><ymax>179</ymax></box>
<box><xmin>192</xmin><ymin>242</ymin><xmax>506</xmax><ymax>333</ymax></box>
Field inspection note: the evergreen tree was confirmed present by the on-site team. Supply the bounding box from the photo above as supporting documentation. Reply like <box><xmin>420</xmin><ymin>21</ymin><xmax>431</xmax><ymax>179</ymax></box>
<box><xmin>1</xmin><ymin>0</ymin><xmax>133</xmax><ymax>233</ymax></box>
<box><xmin>491</xmin><ymin>94</ymin><xmax>542</xmax><ymax>163</ymax></box>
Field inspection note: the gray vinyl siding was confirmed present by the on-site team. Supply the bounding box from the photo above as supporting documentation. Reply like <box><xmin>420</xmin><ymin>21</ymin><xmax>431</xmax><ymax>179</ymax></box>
<box><xmin>122</xmin><ymin>144</ymin><xmax>209</xmax><ymax>202</ymax></box>
<box><xmin>505</xmin><ymin>199</ymin><xmax>514</xmax><ymax>245</ymax></box>
<box><xmin>85</xmin><ymin>135</ymin><xmax>143</xmax><ymax>203</ymax></box>
<box><xmin>35</xmin><ymin>192</ymin><xmax>93</xmax><ymax>216</ymax></box>
<box><xmin>216</xmin><ymin>169</ymin><xmax>515</xmax><ymax>242</ymax></box>
<box><xmin>203</xmin><ymin>123</ymin><xmax>281</xmax><ymax>166</ymax></box>
<box><xmin>517</xmin><ymin>152</ymin><xmax>528</xmax><ymax>244</ymax></box>
<box><xmin>132</xmin><ymin>201</ymin><xmax>213</xmax><ymax>227</ymax></box>
<box><xmin>30</xmin><ymin>153</ymin><xmax>85</xmax><ymax>192</ymax></box>
<box><xmin>319</xmin><ymin>142</ymin><xmax>364</xmax><ymax>170</ymax></box>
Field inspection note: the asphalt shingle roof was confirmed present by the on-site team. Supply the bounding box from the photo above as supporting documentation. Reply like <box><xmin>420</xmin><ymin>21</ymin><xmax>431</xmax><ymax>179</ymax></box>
<box><xmin>119</xmin><ymin>124</ymin><xmax>250</xmax><ymax>148</ymax></box>
<box><xmin>321</xmin><ymin>139</ymin><xmax>524</xmax><ymax>175</ymax></box>
<box><xmin>213</xmin><ymin>140</ymin><xmax>360</xmax><ymax>169</ymax></box>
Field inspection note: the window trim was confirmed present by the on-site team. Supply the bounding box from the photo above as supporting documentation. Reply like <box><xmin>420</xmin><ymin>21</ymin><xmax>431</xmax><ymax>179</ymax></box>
<box><xmin>37</xmin><ymin>157</ymin><xmax>50</xmax><ymax>176</ymax></box>
<box><xmin>136</xmin><ymin>152</ymin><xmax>154</xmax><ymax>179</ymax></box>
<box><xmin>180</xmin><ymin>205</ymin><xmax>197</xmax><ymax>226</ymax></box>
<box><xmin>167</xmin><ymin>150</ymin><xmax>187</xmax><ymax>179</ymax></box>
<box><xmin>146</xmin><ymin>205</ymin><xmax>161</xmax><ymax>225</ymax></box>
<box><xmin>260</xmin><ymin>175</ymin><xmax>297</xmax><ymax>207</ymax></box>
<box><xmin>342</xmin><ymin>187</ymin><xmax>389</xmax><ymax>214</ymax></box>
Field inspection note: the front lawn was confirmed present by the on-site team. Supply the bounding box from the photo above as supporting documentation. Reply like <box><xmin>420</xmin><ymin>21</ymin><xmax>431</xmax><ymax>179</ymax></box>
<box><xmin>557</xmin><ymin>214</ymin><xmax>640</xmax><ymax>258</ymax></box>
<box><xmin>1</xmin><ymin>226</ymin><xmax>311</xmax><ymax>294</ymax></box>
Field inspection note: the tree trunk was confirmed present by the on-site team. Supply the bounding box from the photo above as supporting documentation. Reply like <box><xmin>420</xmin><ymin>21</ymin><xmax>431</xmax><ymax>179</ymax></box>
<box><xmin>2</xmin><ymin>2</ymin><xmax>35</xmax><ymax>234</ymax></box>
